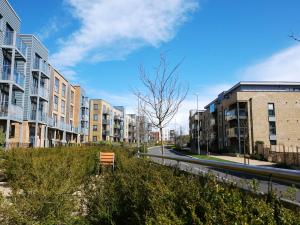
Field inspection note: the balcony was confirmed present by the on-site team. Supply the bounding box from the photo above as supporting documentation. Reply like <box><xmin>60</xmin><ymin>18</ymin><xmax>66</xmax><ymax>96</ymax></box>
<box><xmin>225</xmin><ymin>109</ymin><xmax>247</xmax><ymax>121</ymax></box>
<box><xmin>3</xmin><ymin>31</ymin><xmax>27</xmax><ymax>60</ymax></box>
<box><xmin>0</xmin><ymin>102</ymin><xmax>23</xmax><ymax>121</ymax></box>
<box><xmin>32</xmin><ymin>59</ymin><xmax>49</xmax><ymax>76</ymax></box>
<box><xmin>30</xmin><ymin>86</ymin><xmax>49</xmax><ymax>100</ymax></box>
<box><xmin>114</xmin><ymin>124</ymin><xmax>121</xmax><ymax>129</ymax></box>
<box><xmin>1</xmin><ymin>65</ymin><xmax>25</xmax><ymax>88</ymax></box>
<box><xmin>29</xmin><ymin>111</ymin><xmax>47</xmax><ymax>123</ymax></box>
<box><xmin>82</xmin><ymin>98</ymin><xmax>89</xmax><ymax>108</ymax></box>
<box><xmin>227</xmin><ymin>127</ymin><xmax>247</xmax><ymax>138</ymax></box>
<box><xmin>102</xmin><ymin>130</ymin><xmax>110</xmax><ymax>136</ymax></box>
<box><xmin>81</xmin><ymin>114</ymin><xmax>89</xmax><ymax>121</ymax></box>
<box><xmin>102</xmin><ymin>119</ymin><xmax>109</xmax><ymax>125</ymax></box>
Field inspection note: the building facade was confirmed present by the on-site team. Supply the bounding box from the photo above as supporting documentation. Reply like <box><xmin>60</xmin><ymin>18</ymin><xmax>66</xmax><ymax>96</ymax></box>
<box><xmin>20</xmin><ymin>34</ymin><xmax>49</xmax><ymax>147</ymax></box>
<box><xmin>89</xmin><ymin>99</ymin><xmax>119</xmax><ymax>142</ymax></box>
<box><xmin>47</xmin><ymin>67</ymin><xmax>81</xmax><ymax>147</ymax></box>
<box><xmin>0</xmin><ymin>0</ymin><xmax>27</xmax><ymax>148</ymax></box>
<box><xmin>189</xmin><ymin>82</ymin><xmax>300</xmax><ymax>154</ymax></box>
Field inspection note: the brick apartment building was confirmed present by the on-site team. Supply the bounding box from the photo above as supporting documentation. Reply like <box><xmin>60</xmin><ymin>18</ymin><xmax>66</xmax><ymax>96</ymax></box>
<box><xmin>189</xmin><ymin>82</ymin><xmax>300</xmax><ymax>154</ymax></box>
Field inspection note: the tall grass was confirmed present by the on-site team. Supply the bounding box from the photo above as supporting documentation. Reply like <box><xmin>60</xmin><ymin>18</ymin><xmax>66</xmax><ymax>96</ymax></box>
<box><xmin>0</xmin><ymin>145</ymin><xmax>298</xmax><ymax>225</ymax></box>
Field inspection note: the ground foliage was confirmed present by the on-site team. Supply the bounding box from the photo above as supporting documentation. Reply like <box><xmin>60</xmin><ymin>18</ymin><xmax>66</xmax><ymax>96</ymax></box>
<box><xmin>0</xmin><ymin>145</ymin><xmax>298</xmax><ymax>225</ymax></box>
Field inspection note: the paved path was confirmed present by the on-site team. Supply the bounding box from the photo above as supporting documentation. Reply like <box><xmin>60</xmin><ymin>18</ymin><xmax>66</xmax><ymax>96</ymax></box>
<box><xmin>147</xmin><ymin>146</ymin><xmax>300</xmax><ymax>203</ymax></box>
<box><xmin>210</xmin><ymin>155</ymin><xmax>276</xmax><ymax>166</ymax></box>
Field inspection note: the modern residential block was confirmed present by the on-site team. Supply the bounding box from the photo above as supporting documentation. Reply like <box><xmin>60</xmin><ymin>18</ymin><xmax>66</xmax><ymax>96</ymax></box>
<box><xmin>74</xmin><ymin>86</ymin><xmax>89</xmax><ymax>143</ymax></box>
<box><xmin>0</xmin><ymin>0</ymin><xmax>27</xmax><ymax>148</ymax></box>
<box><xmin>47</xmin><ymin>67</ymin><xmax>81</xmax><ymax>146</ymax></box>
<box><xmin>89</xmin><ymin>99</ymin><xmax>122</xmax><ymax>142</ymax></box>
<box><xmin>20</xmin><ymin>34</ymin><xmax>49</xmax><ymax>147</ymax></box>
<box><xmin>189</xmin><ymin>82</ymin><xmax>300</xmax><ymax>154</ymax></box>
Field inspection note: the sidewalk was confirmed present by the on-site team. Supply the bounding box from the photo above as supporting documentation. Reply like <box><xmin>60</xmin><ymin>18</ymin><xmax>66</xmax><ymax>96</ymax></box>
<box><xmin>211</xmin><ymin>155</ymin><xmax>276</xmax><ymax>166</ymax></box>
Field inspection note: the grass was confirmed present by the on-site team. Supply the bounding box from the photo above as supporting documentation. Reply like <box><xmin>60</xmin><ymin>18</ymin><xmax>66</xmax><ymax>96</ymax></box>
<box><xmin>190</xmin><ymin>154</ymin><xmax>233</xmax><ymax>163</ymax></box>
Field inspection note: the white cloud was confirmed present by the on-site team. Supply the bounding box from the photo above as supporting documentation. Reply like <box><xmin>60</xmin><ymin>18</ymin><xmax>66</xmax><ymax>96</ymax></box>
<box><xmin>241</xmin><ymin>43</ymin><xmax>300</xmax><ymax>81</ymax></box>
<box><xmin>50</xmin><ymin>0</ymin><xmax>198</xmax><ymax>73</ymax></box>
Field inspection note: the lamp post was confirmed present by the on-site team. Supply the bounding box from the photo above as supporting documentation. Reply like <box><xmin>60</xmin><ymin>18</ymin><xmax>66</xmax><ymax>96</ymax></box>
<box><xmin>195</xmin><ymin>93</ymin><xmax>200</xmax><ymax>155</ymax></box>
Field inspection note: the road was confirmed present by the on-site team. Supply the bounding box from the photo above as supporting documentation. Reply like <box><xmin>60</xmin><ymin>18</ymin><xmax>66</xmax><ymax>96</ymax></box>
<box><xmin>147</xmin><ymin>146</ymin><xmax>300</xmax><ymax>203</ymax></box>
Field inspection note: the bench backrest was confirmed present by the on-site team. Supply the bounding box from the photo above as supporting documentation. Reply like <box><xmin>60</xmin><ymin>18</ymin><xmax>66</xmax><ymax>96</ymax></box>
<box><xmin>99</xmin><ymin>152</ymin><xmax>115</xmax><ymax>166</ymax></box>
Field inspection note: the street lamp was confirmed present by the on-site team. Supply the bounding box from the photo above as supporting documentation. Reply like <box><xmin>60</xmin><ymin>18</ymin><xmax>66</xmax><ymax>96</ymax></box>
<box><xmin>195</xmin><ymin>93</ymin><xmax>200</xmax><ymax>155</ymax></box>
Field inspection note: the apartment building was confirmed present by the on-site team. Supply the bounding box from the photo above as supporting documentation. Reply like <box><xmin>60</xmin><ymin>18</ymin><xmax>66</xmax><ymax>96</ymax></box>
<box><xmin>20</xmin><ymin>35</ymin><xmax>49</xmax><ymax>147</ymax></box>
<box><xmin>47</xmin><ymin>67</ymin><xmax>81</xmax><ymax>146</ymax></box>
<box><xmin>89</xmin><ymin>99</ymin><xmax>124</xmax><ymax>142</ymax></box>
<box><xmin>74</xmin><ymin>86</ymin><xmax>89</xmax><ymax>143</ymax></box>
<box><xmin>0</xmin><ymin>0</ymin><xmax>27</xmax><ymax>148</ymax></box>
<box><xmin>125</xmin><ymin>114</ymin><xmax>137</xmax><ymax>143</ymax></box>
<box><xmin>189</xmin><ymin>81</ymin><xmax>300</xmax><ymax>154</ymax></box>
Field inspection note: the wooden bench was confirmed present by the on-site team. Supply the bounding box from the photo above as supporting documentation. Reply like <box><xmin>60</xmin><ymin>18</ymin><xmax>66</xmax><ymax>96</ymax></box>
<box><xmin>99</xmin><ymin>152</ymin><xmax>115</xmax><ymax>171</ymax></box>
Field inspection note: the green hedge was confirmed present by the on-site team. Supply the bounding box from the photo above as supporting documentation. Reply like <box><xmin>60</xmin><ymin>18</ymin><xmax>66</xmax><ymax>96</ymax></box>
<box><xmin>0</xmin><ymin>146</ymin><xmax>298</xmax><ymax>225</ymax></box>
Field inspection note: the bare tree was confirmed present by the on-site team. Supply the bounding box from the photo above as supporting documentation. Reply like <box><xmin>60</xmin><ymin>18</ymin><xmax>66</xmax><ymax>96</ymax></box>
<box><xmin>135</xmin><ymin>54</ymin><xmax>188</xmax><ymax>155</ymax></box>
<box><xmin>289</xmin><ymin>33</ymin><xmax>300</xmax><ymax>42</ymax></box>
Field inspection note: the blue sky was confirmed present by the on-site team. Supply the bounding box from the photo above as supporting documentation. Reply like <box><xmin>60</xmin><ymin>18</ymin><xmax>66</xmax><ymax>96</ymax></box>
<box><xmin>9</xmin><ymin>0</ymin><xmax>300</xmax><ymax>131</ymax></box>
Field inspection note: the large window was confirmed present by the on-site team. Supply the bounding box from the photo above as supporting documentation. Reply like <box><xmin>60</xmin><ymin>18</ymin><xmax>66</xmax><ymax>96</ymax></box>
<box><xmin>55</xmin><ymin>78</ymin><xmax>59</xmax><ymax>93</ymax></box>
<box><xmin>268</xmin><ymin>103</ymin><xmax>275</xmax><ymax>116</ymax></box>
<box><xmin>53</xmin><ymin>114</ymin><xmax>58</xmax><ymax>126</ymax></box>
<box><xmin>53</xmin><ymin>95</ymin><xmax>58</xmax><ymax>111</ymax></box>
<box><xmin>269</xmin><ymin>121</ymin><xmax>276</xmax><ymax>135</ymax></box>
<box><xmin>0</xmin><ymin>14</ymin><xmax>3</xmax><ymax>31</ymax></box>
<box><xmin>71</xmin><ymin>91</ymin><xmax>74</xmax><ymax>104</ymax></box>
<box><xmin>93</xmin><ymin>114</ymin><xmax>98</xmax><ymax>121</ymax></box>
<box><xmin>70</xmin><ymin>105</ymin><xmax>74</xmax><ymax>119</ymax></box>
<box><xmin>94</xmin><ymin>104</ymin><xmax>98</xmax><ymax>110</ymax></box>
<box><xmin>62</xmin><ymin>84</ymin><xmax>66</xmax><ymax>98</ymax></box>
<box><xmin>93</xmin><ymin>125</ymin><xmax>98</xmax><ymax>131</ymax></box>
<box><xmin>61</xmin><ymin>100</ymin><xmax>65</xmax><ymax>114</ymax></box>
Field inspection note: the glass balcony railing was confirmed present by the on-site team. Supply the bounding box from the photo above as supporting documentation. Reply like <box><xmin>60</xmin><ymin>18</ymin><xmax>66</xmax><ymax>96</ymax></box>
<box><xmin>29</xmin><ymin>110</ymin><xmax>47</xmax><ymax>123</ymax></box>
<box><xmin>3</xmin><ymin>31</ymin><xmax>27</xmax><ymax>57</ymax></box>
<box><xmin>1</xmin><ymin>65</ymin><xmax>25</xmax><ymax>88</ymax></box>
<box><xmin>16</xmin><ymin>36</ymin><xmax>27</xmax><ymax>57</ymax></box>
<box><xmin>32</xmin><ymin>59</ymin><xmax>49</xmax><ymax>75</ymax></box>
<box><xmin>0</xmin><ymin>101</ymin><xmax>23</xmax><ymax>121</ymax></box>
<box><xmin>4</xmin><ymin>31</ymin><xmax>13</xmax><ymax>45</ymax></box>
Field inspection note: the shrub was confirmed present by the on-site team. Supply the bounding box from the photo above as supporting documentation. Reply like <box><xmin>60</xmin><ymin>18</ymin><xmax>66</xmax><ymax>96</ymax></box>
<box><xmin>0</xmin><ymin>145</ymin><xmax>299</xmax><ymax>225</ymax></box>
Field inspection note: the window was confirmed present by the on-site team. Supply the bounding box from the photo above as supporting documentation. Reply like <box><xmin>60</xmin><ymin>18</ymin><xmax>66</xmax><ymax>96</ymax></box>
<box><xmin>94</xmin><ymin>104</ymin><xmax>98</xmax><ymax>110</ymax></box>
<box><xmin>71</xmin><ymin>91</ymin><xmax>74</xmax><ymax>104</ymax></box>
<box><xmin>55</xmin><ymin>78</ymin><xmax>59</xmax><ymax>93</ymax></box>
<box><xmin>53</xmin><ymin>95</ymin><xmax>58</xmax><ymax>111</ymax></box>
<box><xmin>270</xmin><ymin>140</ymin><xmax>277</xmax><ymax>145</ymax></box>
<box><xmin>9</xmin><ymin>125</ymin><xmax>15</xmax><ymax>138</ymax></box>
<box><xmin>53</xmin><ymin>114</ymin><xmax>58</xmax><ymax>126</ymax></box>
<box><xmin>93</xmin><ymin>125</ymin><xmax>98</xmax><ymax>131</ymax></box>
<box><xmin>62</xmin><ymin>84</ymin><xmax>66</xmax><ymax>98</ymax></box>
<box><xmin>93</xmin><ymin>136</ymin><xmax>97</xmax><ymax>142</ymax></box>
<box><xmin>0</xmin><ymin>14</ymin><xmax>3</xmax><ymax>31</ymax></box>
<box><xmin>269</xmin><ymin>121</ymin><xmax>276</xmax><ymax>135</ymax></box>
<box><xmin>61</xmin><ymin>100</ymin><xmax>65</xmax><ymax>114</ymax></box>
<box><xmin>61</xmin><ymin>116</ymin><xmax>65</xmax><ymax>124</ymax></box>
<box><xmin>70</xmin><ymin>106</ymin><xmax>74</xmax><ymax>119</ymax></box>
<box><xmin>268</xmin><ymin>103</ymin><xmax>275</xmax><ymax>116</ymax></box>
<box><xmin>93</xmin><ymin>114</ymin><xmax>98</xmax><ymax>121</ymax></box>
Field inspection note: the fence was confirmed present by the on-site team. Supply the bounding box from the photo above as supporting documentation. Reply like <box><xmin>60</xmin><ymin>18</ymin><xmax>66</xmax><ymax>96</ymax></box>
<box><xmin>257</xmin><ymin>144</ymin><xmax>300</xmax><ymax>167</ymax></box>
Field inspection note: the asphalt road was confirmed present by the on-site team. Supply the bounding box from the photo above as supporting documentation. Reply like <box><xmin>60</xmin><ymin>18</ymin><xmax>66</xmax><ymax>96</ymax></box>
<box><xmin>147</xmin><ymin>146</ymin><xmax>300</xmax><ymax>203</ymax></box>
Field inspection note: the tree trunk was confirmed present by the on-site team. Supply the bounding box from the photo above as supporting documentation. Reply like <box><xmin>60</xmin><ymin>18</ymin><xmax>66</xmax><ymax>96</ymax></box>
<box><xmin>160</xmin><ymin>127</ymin><xmax>164</xmax><ymax>155</ymax></box>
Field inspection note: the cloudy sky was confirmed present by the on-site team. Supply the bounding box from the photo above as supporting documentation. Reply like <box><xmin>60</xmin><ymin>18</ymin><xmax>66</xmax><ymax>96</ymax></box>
<box><xmin>10</xmin><ymin>0</ymin><xmax>300</xmax><ymax>132</ymax></box>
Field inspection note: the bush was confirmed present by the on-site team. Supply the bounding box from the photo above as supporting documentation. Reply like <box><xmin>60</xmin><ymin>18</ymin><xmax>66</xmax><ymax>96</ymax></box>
<box><xmin>0</xmin><ymin>145</ymin><xmax>299</xmax><ymax>224</ymax></box>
